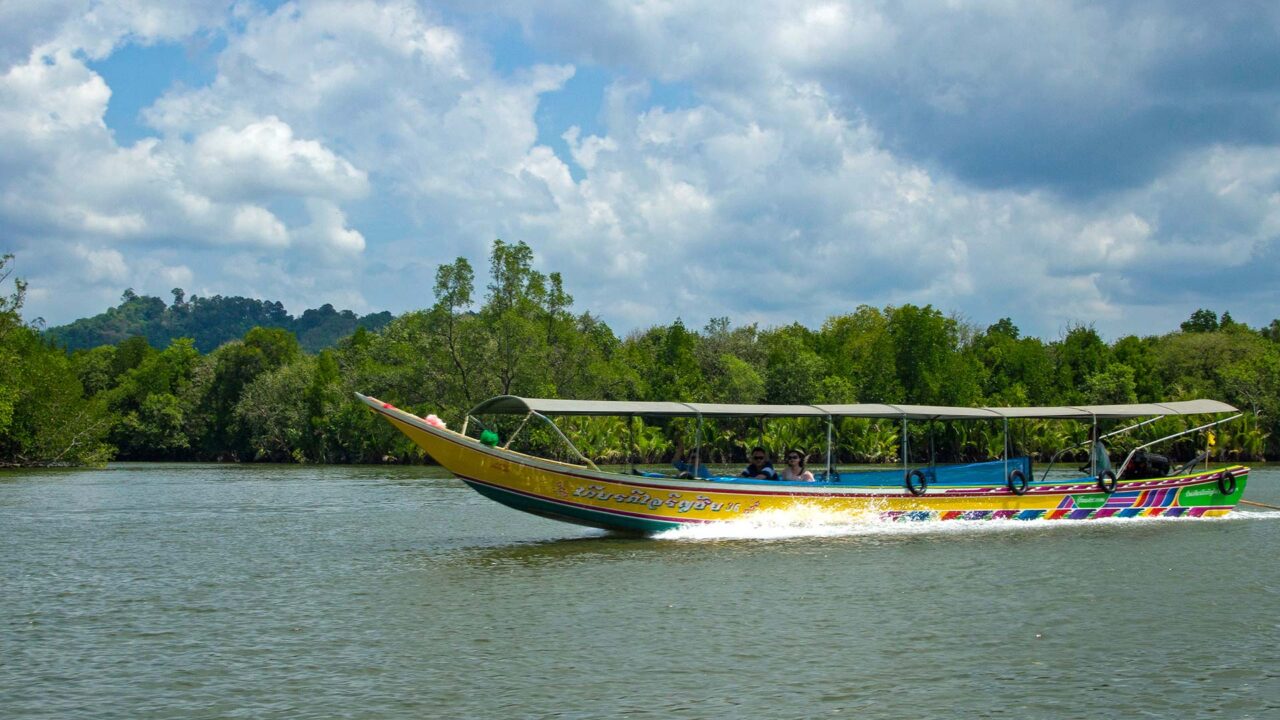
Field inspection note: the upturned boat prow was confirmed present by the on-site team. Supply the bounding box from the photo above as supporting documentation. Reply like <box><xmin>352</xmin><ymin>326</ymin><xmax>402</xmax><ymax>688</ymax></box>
<box><xmin>357</xmin><ymin>393</ymin><xmax>1249</xmax><ymax>535</ymax></box>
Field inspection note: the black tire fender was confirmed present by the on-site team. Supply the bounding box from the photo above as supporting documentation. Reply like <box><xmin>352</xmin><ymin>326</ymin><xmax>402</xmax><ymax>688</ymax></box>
<box><xmin>905</xmin><ymin>468</ymin><xmax>928</xmax><ymax>496</ymax></box>
<box><xmin>1007</xmin><ymin>468</ymin><xmax>1029</xmax><ymax>495</ymax></box>
<box><xmin>1096</xmin><ymin>469</ymin><xmax>1118</xmax><ymax>494</ymax></box>
<box><xmin>1217</xmin><ymin>469</ymin><xmax>1237</xmax><ymax>495</ymax></box>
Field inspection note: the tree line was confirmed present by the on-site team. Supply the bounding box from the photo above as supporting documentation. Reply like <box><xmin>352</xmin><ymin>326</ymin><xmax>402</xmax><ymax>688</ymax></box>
<box><xmin>45</xmin><ymin>288</ymin><xmax>393</xmax><ymax>353</ymax></box>
<box><xmin>1</xmin><ymin>244</ymin><xmax>1277</xmax><ymax>468</ymax></box>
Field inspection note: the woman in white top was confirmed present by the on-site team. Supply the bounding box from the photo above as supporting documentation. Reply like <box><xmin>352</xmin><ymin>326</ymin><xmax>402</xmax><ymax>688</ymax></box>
<box><xmin>780</xmin><ymin>450</ymin><xmax>815</xmax><ymax>482</ymax></box>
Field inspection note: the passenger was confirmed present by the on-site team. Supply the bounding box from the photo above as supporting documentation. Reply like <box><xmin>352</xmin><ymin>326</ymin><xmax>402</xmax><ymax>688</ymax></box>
<box><xmin>1093</xmin><ymin>437</ymin><xmax>1111</xmax><ymax>475</ymax></box>
<box><xmin>741</xmin><ymin>447</ymin><xmax>778</xmax><ymax>480</ymax></box>
<box><xmin>780</xmin><ymin>450</ymin><xmax>815</xmax><ymax>482</ymax></box>
<box><xmin>673</xmin><ymin>452</ymin><xmax>710</xmax><ymax>479</ymax></box>
<box><xmin>1082</xmin><ymin>426</ymin><xmax>1111</xmax><ymax>476</ymax></box>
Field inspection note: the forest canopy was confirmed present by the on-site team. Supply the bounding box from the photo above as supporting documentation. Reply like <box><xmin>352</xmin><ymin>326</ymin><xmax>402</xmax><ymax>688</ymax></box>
<box><xmin>45</xmin><ymin>289</ymin><xmax>393</xmax><ymax>353</ymax></box>
<box><xmin>2</xmin><ymin>243</ymin><xmax>1278</xmax><ymax>467</ymax></box>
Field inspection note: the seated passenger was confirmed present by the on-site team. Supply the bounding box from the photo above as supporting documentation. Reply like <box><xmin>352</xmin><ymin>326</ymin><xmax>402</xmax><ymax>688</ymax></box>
<box><xmin>780</xmin><ymin>450</ymin><xmax>815</xmax><ymax>482</ymax></box>
<box><xmin>1080</xmin><ymin>427</ymin><xmax>1111</xmax><ymax>476</ymax></box>
<box><xmin>673</xmin><ymin>452</ymin><xmax>710</xmax><ymax>479</ymax></box>
<box><xmin>741</xmin><ymin>447</ymin><xmax>778</xmax><ymax>480</ymax></box>
<box><xmin>1090</xmin><ymin>425</ymin><xmax>1111</xmax><ymax>476</ymax></box>
<box><xmin>1093</xmin><ymin>439</ymin><xmax>1111</xmax><ymax>475</ymax></box>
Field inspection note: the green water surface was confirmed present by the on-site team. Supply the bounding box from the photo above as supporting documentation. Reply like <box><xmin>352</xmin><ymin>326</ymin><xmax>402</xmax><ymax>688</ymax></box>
<box><xmin>2</xmin><ymin>463</ymin><xmax>1278</xmax><ymax>719</ymax></box>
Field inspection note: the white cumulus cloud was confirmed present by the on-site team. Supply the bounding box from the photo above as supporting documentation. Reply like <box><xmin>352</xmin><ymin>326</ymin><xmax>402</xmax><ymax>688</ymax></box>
<box><xmin>189</xmin><ymin>116</ymin><xmax>369</xmax><ymax>202</ymax></box>
<box><xmin>3</xmin><ymin>0</ymin><xmax>1279</xmax><ymax>341</ymax></box>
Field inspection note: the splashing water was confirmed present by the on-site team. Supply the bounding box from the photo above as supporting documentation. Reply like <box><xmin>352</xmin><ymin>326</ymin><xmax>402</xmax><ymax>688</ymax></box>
<box><xmin>653</xmin><ymin>504</ymin><xmax>1280</xmax><ymax>542</ymax></box>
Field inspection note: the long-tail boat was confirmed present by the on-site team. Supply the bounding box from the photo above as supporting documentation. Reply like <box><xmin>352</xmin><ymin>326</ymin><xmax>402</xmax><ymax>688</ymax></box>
<box><xmin>358</xmin><ymin>394</ymin><xmax>1248</xmax><ymax>534</ymax></box>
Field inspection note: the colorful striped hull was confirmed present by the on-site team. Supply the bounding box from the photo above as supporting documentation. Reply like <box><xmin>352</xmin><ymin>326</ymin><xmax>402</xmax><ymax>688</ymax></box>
<box><xmin>362</xmin><ymin>397</ymin><xmax>1248</xmax><ymax>535</ymax></box>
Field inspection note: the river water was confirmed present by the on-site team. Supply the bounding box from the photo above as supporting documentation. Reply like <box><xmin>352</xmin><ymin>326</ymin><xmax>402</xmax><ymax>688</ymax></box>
<box><xmin>2</xmin><ymin>463</ymin><xmax>1278</xmax><ymax>719</ymax></box>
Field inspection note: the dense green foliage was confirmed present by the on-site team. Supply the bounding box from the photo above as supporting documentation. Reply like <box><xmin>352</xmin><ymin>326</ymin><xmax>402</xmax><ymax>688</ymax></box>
<box><xmin>45</xmin><ymin>289</ymin><xmax>393</xmax><ymax>353</ymax></box>
<box><xmin>0</xmin><ymin>254</ymin><xmax>113</xmax><ymax>467</ymax></box>
<box><xmin>4</xmin><ymin>244</ymin><xmax>1279</xmax><ymax>467</ymax></box>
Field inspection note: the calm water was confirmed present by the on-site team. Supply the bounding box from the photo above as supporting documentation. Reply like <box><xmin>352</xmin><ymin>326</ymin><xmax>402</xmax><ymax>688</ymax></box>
<box><xmin>2</xmin><ymin>463</ymin><xmax>1278</xmax><ymax>719</ymax></box>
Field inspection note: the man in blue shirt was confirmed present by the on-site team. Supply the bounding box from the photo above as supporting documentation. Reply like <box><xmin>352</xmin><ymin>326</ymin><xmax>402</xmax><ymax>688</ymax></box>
<box><xmin>673</xmin><ymin>452</ymin><xmax>711</xmax><ymax>479</ymax></box>
<box><xmin>741</xmin><ymin>447</ymin><xmax>778</xmax><ymax>479</ymax></box>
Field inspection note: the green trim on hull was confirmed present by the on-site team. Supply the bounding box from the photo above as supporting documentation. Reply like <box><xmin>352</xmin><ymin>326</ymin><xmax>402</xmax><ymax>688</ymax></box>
<box><xmin>462</xmin><ymin>479</ymin><xmax>683</xmax><ymax>535</ymax></box>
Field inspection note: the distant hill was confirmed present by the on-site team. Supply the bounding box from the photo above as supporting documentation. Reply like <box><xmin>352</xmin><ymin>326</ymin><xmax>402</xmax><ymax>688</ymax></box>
<box><xmin>45</xmin><ymin>288</ymin><xmax>394</xmax><ymax>353</ymax></box>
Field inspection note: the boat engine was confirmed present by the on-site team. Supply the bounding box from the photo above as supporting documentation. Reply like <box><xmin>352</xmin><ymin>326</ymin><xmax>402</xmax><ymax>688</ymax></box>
<box><xmin>1121</xmin><ymin>450</ymin><xmax>1171</xmax><ymax>479</ymax></box>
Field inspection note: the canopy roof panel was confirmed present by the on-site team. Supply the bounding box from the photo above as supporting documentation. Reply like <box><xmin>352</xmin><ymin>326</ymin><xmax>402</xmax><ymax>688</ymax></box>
<box><xmin>813</xmin><ymin>404</ymin><xmax>1006</xmax><ymax>420</ymax></box>
<box><xmin>688</xmin><ymin>402</ymin><xmax>828</xmax><ymax>417</ymax></box>
<box><xmin>1071</xmin><ymin>400</ymin><xmax>1238</xmax><ymax>418</ymax></box>
<box><xmin>467</xmin><ymin>396</ymin><xmax>693</xmax><ymax>416</ymax></box>
<box><xmin>468</xmin><ymin>396</ymin><xmax>1238</xmax><ymax>420</ymax></box>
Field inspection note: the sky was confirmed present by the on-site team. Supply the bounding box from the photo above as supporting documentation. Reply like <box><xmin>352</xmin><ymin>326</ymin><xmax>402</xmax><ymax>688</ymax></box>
<box><xmin>2</xmin><ymin>1</ymin><xmax>1279</xmax><ymax>340</ymax></box>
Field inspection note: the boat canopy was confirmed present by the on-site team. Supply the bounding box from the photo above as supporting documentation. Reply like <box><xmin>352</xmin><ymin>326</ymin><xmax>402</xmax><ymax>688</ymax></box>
<box><xmin>467</xmin><ymin>396</ymin><xmax>1237</xmax><ymax>421</ymax></box>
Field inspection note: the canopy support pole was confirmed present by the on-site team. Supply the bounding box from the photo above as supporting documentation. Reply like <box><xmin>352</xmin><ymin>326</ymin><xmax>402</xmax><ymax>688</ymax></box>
<box><xmin>501</xmin><ymin>412</ymin><xmax>533</xmax><ymax>450</ymax></box>
<box><xmin>902</xmin><ymin>417</ymin><xmax>909</xmax><ymax>473</ymax></box>
<box><xmin>928</xmin><ymin>420</ymin><xmax>936</xmax><ymax>473</ymax></box>
<box><xmin>825</xmin><ymin>415</ymin><xmax>834</xmax><ymax>481</ymax></box>
<box><xmin>463</xmin><ymin>415</ymin><xmax>492</xmax><ymax>439</ymax></box>
<box><xmin>1003</xmin><ymin>417</ymin><xmax>1009</xmax><ymax>480</ymax></box>
<box><xmin>533</xmin><ymin>411</ymin><xmax>600</xmax><ymax>471</ymax></box>
<box><xmin>1204</xmin><ymin>429</ymin><xmax>1211</xmax><ymax>471</ymax></box>
<box><xmin>627</xmin><ymin>414</ymin><xmax>635</xmax><ymax>470</ymax></box>
<box><xmin>694</xmin><ymin>413</ymin><xmax>703</xmax><ymax>477</ymax></box>
<box><xmin>1022</xmin><ymin>419</ymin><xmax>1033</xmax><ymax>480</ymax></box>
<box><xmin>1093</xmin><ymin>416</ymin><xmax>1100</xmax><ymax>476</ymax></box>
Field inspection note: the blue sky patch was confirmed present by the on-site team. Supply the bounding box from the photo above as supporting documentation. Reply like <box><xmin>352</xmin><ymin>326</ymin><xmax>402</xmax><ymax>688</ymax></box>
<box><xmin>88</xmin><ymin>39</ymin><xmax>221</xmax><ymax>144</ymax></box>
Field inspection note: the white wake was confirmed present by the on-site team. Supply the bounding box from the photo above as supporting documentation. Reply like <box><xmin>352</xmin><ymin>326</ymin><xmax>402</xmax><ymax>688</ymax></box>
<box><xmin>652</xmin><ymin>505</ymin><xmax>1279</xmax><ymax>541</ymax></box>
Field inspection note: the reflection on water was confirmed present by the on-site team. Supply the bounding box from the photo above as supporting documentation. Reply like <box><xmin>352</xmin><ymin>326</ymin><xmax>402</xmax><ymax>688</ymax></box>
<box><xmin>1</xmin><ymin>462</ymin><xmax>1278</xmax><ymax>719</ymax></box>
